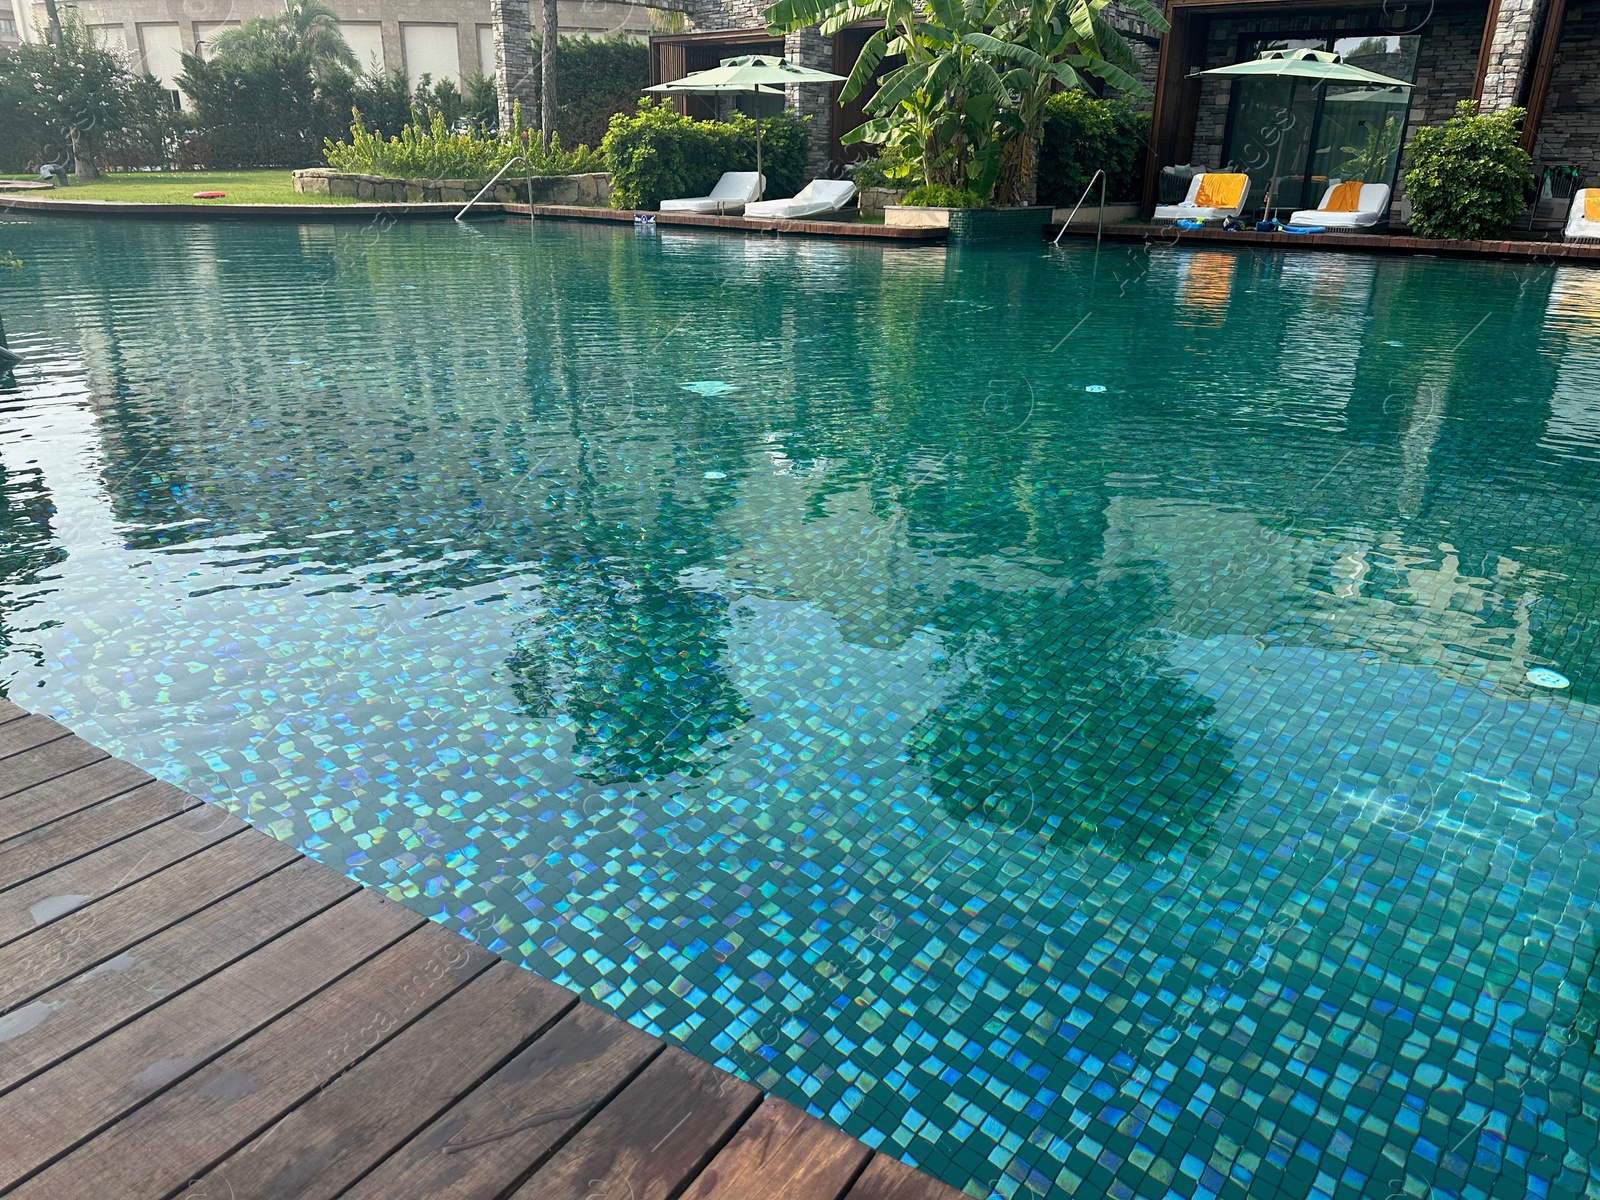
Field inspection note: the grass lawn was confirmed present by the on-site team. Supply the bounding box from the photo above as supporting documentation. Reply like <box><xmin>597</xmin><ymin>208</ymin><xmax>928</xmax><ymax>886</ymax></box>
<box><xmin>23</xmin><ymin>170</ymin><xmax>363</xmax><ymax>205</ymax></box>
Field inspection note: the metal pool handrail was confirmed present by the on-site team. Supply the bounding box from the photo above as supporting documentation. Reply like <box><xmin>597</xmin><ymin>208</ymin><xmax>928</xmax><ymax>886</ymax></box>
<box><xmin>1052</xmin><ymin>168</ymin><xmax>1108</xmax><ymax>249</ymax></box>
<box><xmin>456</xmin><ymin>155</ymin><xmax>534</xmax><ymax>221</ymax></box>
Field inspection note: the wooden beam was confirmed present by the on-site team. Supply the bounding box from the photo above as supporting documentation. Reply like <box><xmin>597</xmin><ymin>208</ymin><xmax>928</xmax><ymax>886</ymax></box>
<box><xmin>1144</xmin><ymin>6</ymin><xmax>1204</xmax><ymax>213</ymax></box>
<box><xmin>1471</xmin><ymin>0</ymin><xmax>1504</xmax><ymax>102</ymax></box>
<box><xmin>1520</xmin><ymin>0</ymin><xmax>1569</xmax><ymax>151</ymax></box>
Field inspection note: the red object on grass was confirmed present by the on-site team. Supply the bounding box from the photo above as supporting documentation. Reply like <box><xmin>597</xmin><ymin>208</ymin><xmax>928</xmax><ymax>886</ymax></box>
<box><xmin>192</xmin><ymin>191</ymin><xmax>226</xmax><ymax>199</ymax></box>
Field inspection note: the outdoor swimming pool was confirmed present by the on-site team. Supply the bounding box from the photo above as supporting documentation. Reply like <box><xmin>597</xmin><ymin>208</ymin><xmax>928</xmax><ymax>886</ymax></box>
<box><xmin>3</xmin><ymin>215</ymin><xmax>1600</xmax><ymax>1200</ymax></box>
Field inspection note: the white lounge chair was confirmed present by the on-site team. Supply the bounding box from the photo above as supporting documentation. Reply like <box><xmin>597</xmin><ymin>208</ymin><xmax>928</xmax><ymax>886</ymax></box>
<box><xmin>1153</xmin><ymin>173</ymin><xmax>1251</xmax><ymax>222</ymax></box>
<box><xmin>1566</xmin><ymin>188</ymin><xmax>1600</xmax><ymax>241</ymax></box>
<box><xmin>660</xmin><ymin>172</ymin><xmax>766</xmax><ymax>215</ymax></box>
<box><xmin>744</xmin><ymin>179</ymin><xmax>857</xmax><ymax>221</ymax></box>
<box><xmin>1288</xmin><ymin>181</ymin><xmax>1392</xmax><ymax>229</ymax></box>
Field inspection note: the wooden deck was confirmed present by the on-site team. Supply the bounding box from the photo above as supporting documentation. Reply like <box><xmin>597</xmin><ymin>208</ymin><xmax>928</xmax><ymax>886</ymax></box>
<box><xmin>1050</xmin><ymin>220</ymin><xmax>1600</xmax><ymax>264</ymax></box>
<box><xmin>0</xmin><ymin>702</ymin><xmax>964</xmax><ymax>1200</ymax></box>
<box><xmin>507</xmin><ymin>203</ymin><xmax>948</xmax><ymax>242</ymax></box>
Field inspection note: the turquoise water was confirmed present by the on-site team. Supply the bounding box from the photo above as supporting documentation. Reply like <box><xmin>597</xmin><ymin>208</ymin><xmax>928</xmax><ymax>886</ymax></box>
<box><xmin>4</xmin><ymin>216</ymin><xmax>1600</xmax><ymax>1199</ymax></box>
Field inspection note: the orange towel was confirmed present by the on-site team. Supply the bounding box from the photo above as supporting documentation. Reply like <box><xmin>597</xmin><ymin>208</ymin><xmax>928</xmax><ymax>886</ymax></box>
<box><xmin>1194</xmin><ymin>173</ymin><xmax>1248</xmax><ymax>210</ymax></box>
<box><xmin>1324</xmin><ymin>180</ymin><xmax>1364</xmax><ymax>212</ymax></box>
<box><xmin>1585</xmin><ymin>190</ymin><xmax>1600</xmax><ymax>222</ymax></box>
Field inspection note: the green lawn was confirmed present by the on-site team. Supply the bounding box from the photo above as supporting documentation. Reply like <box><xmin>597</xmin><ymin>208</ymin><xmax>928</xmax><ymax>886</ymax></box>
<box><xmin>27</xmin><ymin>170</ymin><xmax>362</xmax><ymax>205</ymax></box>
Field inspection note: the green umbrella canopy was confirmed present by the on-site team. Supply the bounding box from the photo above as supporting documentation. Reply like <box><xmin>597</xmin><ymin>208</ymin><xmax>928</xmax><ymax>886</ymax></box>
<box><xmin>644</xmin><ymin>54</ymin><xmax>846</xmax><ymax>92</ymax></box>
<box><xmin>1195</xmin><ymin>47</ymin><xmax>1413</xmax><ymax>88</ymax></box>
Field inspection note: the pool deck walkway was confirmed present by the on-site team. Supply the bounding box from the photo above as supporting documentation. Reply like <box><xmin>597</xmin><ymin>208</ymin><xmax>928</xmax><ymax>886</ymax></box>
<box><xmin>0</xmin><ymin>702</ymin><xmax>963</xmax><ymax>1200</ymax></box>
<box><xmin>1050</xmin><ymin>220</ymin><xmax>1600</xmax><ymax>264</ymax></box>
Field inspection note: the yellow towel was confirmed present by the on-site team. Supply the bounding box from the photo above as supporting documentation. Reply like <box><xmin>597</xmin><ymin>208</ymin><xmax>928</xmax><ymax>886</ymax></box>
<box><xmin>1194</xmin><ymin>173</ymin><xmax>1247</xmax><ymax>210</ymax></box>
<box><xmin>1585</xmin><ymin>190</ymin><xmax>1600</xmax><ymax>222</ymax></box>
<box><xmin>1324</xmin><ymin>180</ymin><xmax>1364</xmax><ymax>212</ymax></box>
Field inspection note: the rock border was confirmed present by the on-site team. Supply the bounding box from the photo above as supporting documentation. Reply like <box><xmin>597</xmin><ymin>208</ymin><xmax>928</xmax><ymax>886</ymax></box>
<box><xmin>293</xmin><ymin>169</ymin><xmax>609</xmax><ymax>207</ymax></box>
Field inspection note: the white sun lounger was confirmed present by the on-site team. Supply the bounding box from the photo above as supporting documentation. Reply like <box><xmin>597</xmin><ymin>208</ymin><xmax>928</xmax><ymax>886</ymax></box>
<box><xmin>1153</xmin><ymin>173</ymin><xmax>1251</xmax><ymax>222</ymax></box>
<box><xmin>744</xmin><ymin>179</ymin><xmax>857</xmax><ymax>221</ymax></box>
<box><xmin>659</xmin><ymin>172</ymin><xmax>766</xmax><ymax>215</ymax></box>
<box><xmin>1566</xmin><ymin>188</ymin><xmax>1600</xmax><ymax>241</ymax></box>
<box><xmin>1288</xmin><ymin>181</ymin><xmax>1392</xmax><ymax>229</ymax></box>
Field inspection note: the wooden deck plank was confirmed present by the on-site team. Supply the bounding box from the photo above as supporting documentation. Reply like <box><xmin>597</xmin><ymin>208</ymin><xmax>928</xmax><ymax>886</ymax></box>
<box><xmin>0</xmin><ymin>781</ymin><xmax>210</xmax><ymax>891</ymax></box>
<box><xmin>0</xmin><ymin>699</ymin><xmax>30</xmax><ymax>725</ymax></box>
<box><xmin>680</xmin><ymin>1095</ymin><xmax>873</xmax><ymax>1200</ymax></box>
<box><xmin>0</xmin><ymin>829</ymin><xmax>296</xmax><ymax>1015</ymax></box>
<box><xmin>0</xmin><ymin>869</ymin><xmax>394</xmax><ymax>1190</ymax></box>
<box><xmin>346</xmin><ymin>1001</ymin><xmax>662</xmax><ymax>1200</ymax></box>
<box><xmin>0</xmin><ymin>736</ymin><xmax>107</xmax><ymax>804</ymax></box>
<box><xmin>845</xmin><ymin>1154</ymin><xmax>971</xmax><ymax>1200</ymax></box>
<box><xmin>0</xmin><ymin>802</ymin><xmax>245</xmax><ymax>949</ymax></box>
<box><xmin>0</xmin><ymin>856</ymin><xmax>357</xmax><ymax>1097</ymax></box>
<box><xmin>512</xmin><ymin>1046</ymin><xmax>763</xmax><ymax>1200</ymax></box>
<box><xmin>0</xmin><ymin>715</ymin><xmax>73</xmax><ymax>763</ymax></box>
<box><xmin>189</xmin><ymin>959</ymin><xmax>577</xmax><ymax>1200</ymax></box>
<box><xmin>0</xmin><ymin>757</ymin><xmax>155</xmax><ymax>846</ymax></box>
<box><xmin>11</xmin><ymin>915</ymin><xmax>488</xmax><ymax>1200</ymax></box>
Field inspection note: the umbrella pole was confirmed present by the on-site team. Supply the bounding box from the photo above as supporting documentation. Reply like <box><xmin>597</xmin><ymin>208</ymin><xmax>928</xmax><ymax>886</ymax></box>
<box><xmin>757</xmin><ymin>116</ymin><xmax>764</xmax><ymax>201</ymax></box>
<box><xmin>1264</xmin><ymin>78</ymin><xmax>1297</xmax><ymax>224</ymax></box>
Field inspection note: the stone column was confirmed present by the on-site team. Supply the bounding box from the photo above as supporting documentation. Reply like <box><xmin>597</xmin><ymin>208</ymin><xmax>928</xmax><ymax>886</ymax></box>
<box><xmin>1478</xmin><ymin>0</ymin><xmax>1548</xmax><ymax>111</ymax></box>
<box><xmin>493</xmin><ymin>0</ymin><xmax>537</xmax><ymax>130</ymax></box>
<box><xmin>784</xmin><ymin>28</ymin><xmax>836</xmax><ymax>180</ymax></box>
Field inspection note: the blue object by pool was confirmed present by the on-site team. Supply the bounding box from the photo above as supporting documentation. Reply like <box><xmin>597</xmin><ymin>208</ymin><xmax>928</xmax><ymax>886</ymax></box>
<box><xmin>3</xmin><ymin>220</ymin><xmax>1600</xmax><ymax>1200</ymax></box>
<box><xmin>1281</xmin><ymin>224</ymin><xmax>1326</xmax><ymax>235</ymax></box>
<box><xmin>1176</xmin><ymin>218</ymin><xmax>1205</xmax><ymax>229</ymax></box>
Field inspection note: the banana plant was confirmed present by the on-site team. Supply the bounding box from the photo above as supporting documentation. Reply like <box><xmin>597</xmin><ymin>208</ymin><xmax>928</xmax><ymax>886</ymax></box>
<box><xmin>766</xmin><ymin>0</ymin><xmax>1166</xmax><ymax>204</ymax></box>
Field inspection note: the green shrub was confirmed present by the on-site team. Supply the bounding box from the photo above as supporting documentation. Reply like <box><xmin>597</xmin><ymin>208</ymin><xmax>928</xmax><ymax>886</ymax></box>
<box><xmin>178</xmin><ymin>47</ymin><xmax>332</xmax><ymax>167</ymax></box>
<box><xmin>602</xmin><ymin>98</ymin><xmax>808</xmax><ymax>209</ymax></box>
<box><xmin>847</xmin><ymin>147</ymin><xmax>921</xmax><ymax>190</ymax></box>
<box><xmin>1036</xmin><ymin>91</ymin><xmax>1149</xmax><ymax>207</ymax></box>
<box><xmin>901</xmin><ymin>184</ymin><xmax>986</xmax><ymax>207</ymax></box>
<box><xmin>528</xmin><ymin>35</ymin><xmax>649</xmax><ymax>149</ymax></box>
<box><xmin>324</xmin><ymin>107</ymin><xmax>602</xmax><ymax>178</ymax></box>
<box><xmin>1403</xmin><ymin>100</ymin><xmax>1533</xmax><ymax>240</ymax></box>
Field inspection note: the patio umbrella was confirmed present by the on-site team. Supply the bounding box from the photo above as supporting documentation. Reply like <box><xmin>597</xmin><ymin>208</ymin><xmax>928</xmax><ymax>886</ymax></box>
<box><xmin>1195</xmin><ymin>48</ymin><xmax>1413</xmax><ymax>220</ymax></box>
<box><xmin>645</xmin><ymin>55</ymin><xmax>846</xmax><ymax>200</ymax></box>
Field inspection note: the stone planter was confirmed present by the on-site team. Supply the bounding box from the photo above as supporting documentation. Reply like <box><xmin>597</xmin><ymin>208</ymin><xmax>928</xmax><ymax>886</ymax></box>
<box><xmin>858</xmin><ymin>186</ymin><xmax>909</xmax><ymax>218</ymax></box>
<box><xmin>1049</xmin><ymin>201</ymin><xmax>1140</xmax><ymax>226</ymax></box>
<box><xmin>884</xmin><ymin>204</ymin><xmax>1053</xmax><ymax>243</ymax></box>
<box><xmin>293</xmin><ymin>169</ymin><xmax>610</xmax><ymax>206</ymax></box>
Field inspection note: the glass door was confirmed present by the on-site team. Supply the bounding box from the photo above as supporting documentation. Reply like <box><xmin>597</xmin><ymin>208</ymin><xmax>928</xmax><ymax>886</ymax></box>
<box><xmin>1222</xmin><ymin>34</ymin><xmax>1419</xmax><ymax>215</ymax></box>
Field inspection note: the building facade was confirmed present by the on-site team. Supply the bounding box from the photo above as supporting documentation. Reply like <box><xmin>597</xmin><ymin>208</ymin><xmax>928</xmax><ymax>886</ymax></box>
<box><xmin>7</xmin><ymin>0</ymin><xmax>647</xmax><ymax>103</ymax></box>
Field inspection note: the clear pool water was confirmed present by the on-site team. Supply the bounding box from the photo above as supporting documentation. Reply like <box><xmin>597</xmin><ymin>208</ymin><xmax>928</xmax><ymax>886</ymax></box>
<box><xmin>4</xmin><ymin>216</ymin><xmax>1600</xmax><ymax>1199</ymax></box>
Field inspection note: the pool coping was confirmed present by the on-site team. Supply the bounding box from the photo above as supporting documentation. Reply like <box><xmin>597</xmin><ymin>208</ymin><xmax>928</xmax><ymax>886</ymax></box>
<box><xmin>0</xmin><ymin>195</ymin><xmax>468</xmax><ymax>219</ymax></box>
<box><xmin>0</xmin><ymin>701</ymin><xmax>965</xmax><ymax>1199</ymax></box>
<box><xmin>508</xmin><ymin>202</ymin><xmax>949</xmax><ymax>242</ymax></box>
<box><xmin>1050</xmin><ymin>220</ymin><xmax>1600</xmax><ymax>264</ymax></box>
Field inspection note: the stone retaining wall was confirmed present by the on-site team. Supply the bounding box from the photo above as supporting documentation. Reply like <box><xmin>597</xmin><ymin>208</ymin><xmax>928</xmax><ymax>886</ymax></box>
<box><xmin>293</xmin><ymin>169</ymin><xmax>610</xmax><ymax>206</ymax></box>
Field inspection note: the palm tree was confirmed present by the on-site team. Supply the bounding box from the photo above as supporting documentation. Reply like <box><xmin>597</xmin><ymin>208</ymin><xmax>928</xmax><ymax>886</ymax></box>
<box><xmin>207</xmin><ymin>0</ymin><xmax>358</xmax><ymax>81</ymax></box>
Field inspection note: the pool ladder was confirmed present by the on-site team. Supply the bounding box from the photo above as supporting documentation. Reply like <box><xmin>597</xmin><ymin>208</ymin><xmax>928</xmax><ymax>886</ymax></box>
<box><xmin>456</xmin><ymin>155</ymin><xmax>536</xmax><ymax>221</ymax></box>
<box><xmin>1052</xmin><ymin>168</ymin><xmax>1107</xmax><ymax>249</ymax></box>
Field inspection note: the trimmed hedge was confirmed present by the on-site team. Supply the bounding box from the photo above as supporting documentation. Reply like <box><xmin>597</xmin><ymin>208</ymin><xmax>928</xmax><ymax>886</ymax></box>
<box><xmin>1037</xmin><ymin>91</ymin><xmax>1149</xmax><ymax>207</ymax></box>
<box><xmin>902</xmin><ymin>184</ymin><xmax>985</xmax><ymax>207</ymax></box>
<box><xmin>603</xmin><ymin>99</ymin><xmax>808</xmax><ymax>210</ymax></box>
<box><xmin>529</xmin><ymin>34</ymin><xmax>649</xmax><ymax>150</ymax></box>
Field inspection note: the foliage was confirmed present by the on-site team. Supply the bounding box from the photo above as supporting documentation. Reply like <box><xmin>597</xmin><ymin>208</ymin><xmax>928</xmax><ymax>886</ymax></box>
<box><xmin>0</xmin><ymin>13</ymin><xmax>168</xmax><ymax>173</ymax></box>
<box><xmin>324</xmin><ymin>106</ymin><xmax>603</xmax><ymax>178</ymax></box>
<box><xmin>528</xmin><ymin>34</ymin><xmax>650</xmax><ymax>150</ymax></box>
<box><xmin>846</xmin><ymin>148</ymin><xmax>921</xmax><ymax>189</ymax></box>
<box><xmin>765</xmin><ymin>0</ymin><xmax>1164</xmax><ymax>204</ymax></box>
<box><xmin>902</xmin><ymin>183</ymin><xmax>986</xmax><ymax>207</ymax></box>
<box><xmin>206</xmin><ymin>0</ymin><xmax>358</xmax><ymax>82</ymax></box>
<box><xmin>1404</xmin><ymin>101</ymin><xmax>1533</xmax><ymax>240</ymax></box>
<box><xmin>1331</xmin><ymin>110</ymin><xmax>1404</xmax><ymax>184</ymax></box>
<box><xmin>1036</xmin><ymin>89</ymin><xmax>1148</xmax><ymax>205</ymax></box>
<box><xmin>27</xmin><ymin>169</ymin><xmax>364</xmax><ymax>204</ymax></box>
<box><xmin>178</xmin><ymin>47</ymin><xmax>334</xmax><ymax>167</ymax></box>
<box><xmin>601</xmin><ymin>98</ymin><xmax>808</xmax><ymax>209</ymax></box>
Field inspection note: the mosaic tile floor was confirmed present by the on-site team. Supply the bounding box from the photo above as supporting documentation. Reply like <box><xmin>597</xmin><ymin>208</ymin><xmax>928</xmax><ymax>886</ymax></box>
<box><xmin>3</xmin><ymin>218</ymin><xmax>1600</xmax><ymax>1198</ymax></box>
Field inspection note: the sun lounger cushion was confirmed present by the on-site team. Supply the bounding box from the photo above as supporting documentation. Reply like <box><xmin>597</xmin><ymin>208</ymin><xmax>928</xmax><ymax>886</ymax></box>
<box><xmin>660</xmin><ymin>172</ymin><xmax>764</xmax><ymax>214</ymax></box>
<box><xmin>1153</xmin><ymin>173</ymin><xmax>1252</xmax><ymax>222</ymax></box>
<box><xmin>1287</xmin><ymin>181</ymin><xmax>1390</xmax><ymax>229</ymax></box>
<box><xmin>1567</xmin><ymin>189</ymin><xmax>1600</xmax><ymax>241</ymax></box>
<box><xmin>744</xmin><ymin>179</ymin><xmax>857</xmax><ymax>220</ymax></box>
